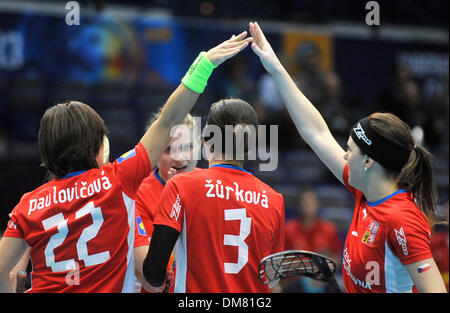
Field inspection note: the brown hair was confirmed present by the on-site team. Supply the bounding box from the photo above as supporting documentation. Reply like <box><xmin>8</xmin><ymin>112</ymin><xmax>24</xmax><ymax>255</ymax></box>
<box><xmin>39</xmin><ymin>100</ymin><xmax>108</xmax><ymax>178</ymax></box>
<box><xmin>367</xmin><ymin>112</ymin><xmax>441</xmax><ymax>225</ymax></box>
<box><xmin>204</xmin><ymin>97</ymin><xmax>258</xmax><ymax>160</ymax></box>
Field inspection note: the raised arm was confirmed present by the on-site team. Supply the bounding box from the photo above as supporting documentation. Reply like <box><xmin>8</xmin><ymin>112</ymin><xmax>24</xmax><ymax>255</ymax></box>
<box><xmin>249</xmin><ymin>22</ymin><xmax>346</xmax><ymax>184</ymax></box>
<box><xmin>140</xmin><ymin>31</ymin><xmax>252</xmax><ymax>168</ymax></box>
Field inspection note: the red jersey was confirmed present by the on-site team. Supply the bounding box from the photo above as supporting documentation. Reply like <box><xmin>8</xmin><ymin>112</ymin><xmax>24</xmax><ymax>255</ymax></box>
<box><xmin>285</xmin><ymin>219</ymin><xmax>342</xmax><ymax>257</ymax></box>
<box><xmin>3</xmin><ymin>143</ymin><xmax>151</xmax><ymax>292</ymax></box>
<box><xmin>135</xmin><ymin>168</ymin><xmax>200</xmax><ymax>238</ymax></box>
<box><xmin>153</xmin><ymin>164</ymin><xmax>285</xmax><ymax>293</ymax></box>
<box><xmin>135</xmin><ymin>169</ymin><xmax>166</xmax><ymax>238</ymax></box>
<box><xmin>342</xmin><ymin>165</ymin><xmax>432</xmax><ymax>293</ymax></box>
<box><xmin>134</xmin><ymin>168</ymin><xmax>199</xmax><ymax>293</ymax></box>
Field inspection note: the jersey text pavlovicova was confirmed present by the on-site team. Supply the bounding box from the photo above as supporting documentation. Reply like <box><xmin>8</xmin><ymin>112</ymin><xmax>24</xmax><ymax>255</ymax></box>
<box><xmin>27</xmin><ymin>171</ymin><xmax>112</xmax><ymax>215</ymax></box>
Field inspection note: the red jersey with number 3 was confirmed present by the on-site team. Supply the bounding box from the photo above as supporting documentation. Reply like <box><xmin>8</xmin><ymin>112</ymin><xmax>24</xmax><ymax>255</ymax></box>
<box><xmin>153</xmin><ymin>164</ymin><xmax>285</xmax><ymax>293</ymax></box>
<box><xmin>3</xmin><ymin>143</ymin><xmax>151</xmax><ymax>292</ymax></box>
<box><xmin>342</xmin><ymin>164</ymin><xmax>432</xmax><ymax>293</ymax></box>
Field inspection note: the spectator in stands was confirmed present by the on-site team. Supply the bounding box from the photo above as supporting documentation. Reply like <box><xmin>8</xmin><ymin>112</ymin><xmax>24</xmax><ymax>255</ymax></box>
<box><xmin>380</xmin><ymin>64</ymin><xmax>449</xmax><ymax>152</ymax></box>
<box><xmin>292</xmin><ymin>42</ymin><xmax>325</xmax><ymax>107</ymax></box>
<box><xmin>320</xmin><ymin>71</ymin><xmax>350</xmax><ymax>138</ymax></box>
<box><xmin>255</xmin><ymin>49</ymin><xmax>287</xmax><ymax>123</ymax></box>
<box><xmin>220</xmin><ymin>55</ymin><xmax>256</xmax><ymax>104</ymax></box>
<box><xmin>282</xmin><ymin>186</ymin><xmax>342</xmax><ymax>292</ymax></box>
<box><xmin>421</xmin><ymin>71</ymin><xmax>449</xmax><ymax>150</ymax></box>
<box><xmin>380</xmin><ymin>63</ymin><xmax>425</xmax><ymax>136</ymax></box>
<box><xmin>256</xmin><ymin>41</ymin><xmax>346</xmax><ymax>150</ymax></box>
<box><xmin>285</xmin><ymin>186</ymin><xmax>343</xmax><ymax>258</ymax></box>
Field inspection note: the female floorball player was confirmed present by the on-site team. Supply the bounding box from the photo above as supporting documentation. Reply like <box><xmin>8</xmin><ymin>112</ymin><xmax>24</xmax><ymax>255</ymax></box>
<box><xmin>142</xmin><ymin>97</ymin><xmax>286</xmax><ymax>293</ymax></box>
<box><xmin>0</xmin><ymin>32</ymin><xmax>252</xmax><ymax>292</ymax></box>
<box><xmin>249</xmin><ymin>21</ymin><xmax>446</xmax><ymax>293</ymax></box>
<box><xmin>134</xmin><ymin>112</ymin><xmax>201</xmax><ymax>293</ymax></box>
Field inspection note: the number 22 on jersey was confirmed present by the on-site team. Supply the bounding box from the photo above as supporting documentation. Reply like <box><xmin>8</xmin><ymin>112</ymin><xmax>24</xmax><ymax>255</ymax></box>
<box><xmin>42</xmin><ymin>201</ymin><xmax>110</xmax><ymax>272</ymax></box>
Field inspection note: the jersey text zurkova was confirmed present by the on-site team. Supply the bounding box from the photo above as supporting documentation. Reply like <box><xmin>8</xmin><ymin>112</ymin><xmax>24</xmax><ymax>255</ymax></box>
<box><xmin>204</xmin><ymin>179</ymin><xmax>269</xmax><ymax>208</ymax></box>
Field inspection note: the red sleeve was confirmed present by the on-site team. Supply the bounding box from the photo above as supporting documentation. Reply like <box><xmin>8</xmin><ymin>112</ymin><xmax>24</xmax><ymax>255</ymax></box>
<box><xmin>342</xmin><ymin>164</ymin><xmax>358</xmax><ymax>197</ymax></box>
<box><xmin>386</xmin><ymin>208</ymin><xmax>433</xmax><ymax>265</ymax></box>
<box><xmin>112</xmin><ymin>143</ymin><xmax>151</xmax><ymax>199</ymax></box>
<box><xmin>135</xmin><ymin>189</ymin><xmax>155</xmax><ymax>237</ymax></box>
<box><xmin>134</xmin><ymin>208</ymin><xmax>150</xmax><ymax>248</ymax></box>
<box><xmin>153</xmin><ymin>178</ymin><xmax>184</xmax><ymax>233</ymax></box>
<box><xmin>3</xmin><ymin>205</ymin><xmax>24</xmax><ymax>238</ymax></box>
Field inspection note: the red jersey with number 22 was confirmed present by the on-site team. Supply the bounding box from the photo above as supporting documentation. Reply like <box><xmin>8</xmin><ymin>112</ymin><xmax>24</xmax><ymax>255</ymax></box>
<box><xmin>153</xmin><ymin>164</ymin><xmax>285</xmax><ymax>293</ymax></box>
<box><xmin>3</xmin><ymin>143</ymin><xmax>151</xmax><ymax>292</ymax></box>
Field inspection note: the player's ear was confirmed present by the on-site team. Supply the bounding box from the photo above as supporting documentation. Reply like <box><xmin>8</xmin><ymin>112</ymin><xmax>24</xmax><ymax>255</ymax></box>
<box><xmin>96</xmin><ymin>142</ymin><xmax>105</xmax><ymax>168</ymax></box>
<box><xmin>202</xmin><ymin>139</ymin><xmax>214</xmax><ymax>161</ymax></box>
<box><xmin>364</xmin><ymin>156</ymin><xmax>375</xmax><ymax>169</ymax></box>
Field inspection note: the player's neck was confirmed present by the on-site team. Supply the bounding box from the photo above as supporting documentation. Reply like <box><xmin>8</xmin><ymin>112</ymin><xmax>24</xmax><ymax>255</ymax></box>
<box><xmin>209</xmin><ymin>159</ymin><xmax>244</xmax><ymax>168</ymax></box>
<box><xmin>363</xmin><ymin>178</ymin><xmax>399</xmax><ymax>203</ymax></box>
<box><xmin>156</xmin><ymin>168</ymin><xmax>168</xmax><ymax>182</ymax></box>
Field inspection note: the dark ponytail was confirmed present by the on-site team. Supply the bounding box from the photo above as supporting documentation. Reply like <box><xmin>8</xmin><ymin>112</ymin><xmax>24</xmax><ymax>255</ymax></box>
<box><xmin>204</xmin><ymin>97</ymin><xmax>259</xmax><ymax>160</ymax></box>
<box><xmin>397</xmin><ymin>144</ymin><xmax>440</xmax><ymax>226</ymax></box>
<box><xmin>367</xmin><ymin>112</ymin><xmax>442</xmax><ymax>226</ymax></box>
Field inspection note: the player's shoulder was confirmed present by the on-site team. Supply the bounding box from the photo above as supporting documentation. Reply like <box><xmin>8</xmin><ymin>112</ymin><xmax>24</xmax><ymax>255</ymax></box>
<box><xmin>385</xmin><ymin>191</ymin><xmax>429</xmax><ymax>227</ymax></box>
<box><xmin>140</xmin><ymin>169</ymin><xmax>163</xmax><ymax>187</ymax></box>
<box><xmin>15</xmin><ymin>188</ymin><xmax>41</xmax><ymax>211</ymax></box>
<box><xmin>115</xmin><ymin>143</ymin><xmax>146</xmax><ymax>164</ymax></box>
<box><xmin>386</xmin><ymin>190</ymin><xmax>420</xmax><ymax>214</ymax></box>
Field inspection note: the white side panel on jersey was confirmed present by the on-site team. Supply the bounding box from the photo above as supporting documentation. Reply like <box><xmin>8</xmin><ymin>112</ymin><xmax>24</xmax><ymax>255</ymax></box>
<box><xmin>384</xmin><ymin>241</ymin><xmax>413</xmax><ymax>292</ymax></box>
<box><xmin>174</xmin><ymin>214</ymin><xmax>187</xmax><ymax>293</ymax></box>
<box><xmin>121</xmin><ymin>192</ymin><xmax>136</xmax><ymax>293</ymax></box>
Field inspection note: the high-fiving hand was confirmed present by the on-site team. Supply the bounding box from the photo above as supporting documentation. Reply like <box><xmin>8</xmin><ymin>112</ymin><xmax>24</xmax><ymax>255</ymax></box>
<box><xmin>205</xmin><ymin>31</ymin><xmax>253</xmax><ymax>67</ymax></box>
<box><xmin>249</xmin><ymin>21</ymin><xmax>283</xmax><ymax>75</ymax></box>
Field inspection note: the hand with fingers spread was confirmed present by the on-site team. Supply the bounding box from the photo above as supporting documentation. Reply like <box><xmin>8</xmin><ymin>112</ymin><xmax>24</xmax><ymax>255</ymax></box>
<box><xmin>249</xmin><ymin>21</ymin><xmax>283</xmax><ymax>75</ymax></box>
<box><xmin>205</xmin><ymin>31</ymin><xmax>253</xmax><ymax>67</ymax></box>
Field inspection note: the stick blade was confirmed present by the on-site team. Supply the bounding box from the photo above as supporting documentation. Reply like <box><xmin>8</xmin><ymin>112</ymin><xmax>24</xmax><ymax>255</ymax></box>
<box><xmin>259</xmin><ymin>250</ymin><xmax>337</xmax><ymax>285</ymax></box>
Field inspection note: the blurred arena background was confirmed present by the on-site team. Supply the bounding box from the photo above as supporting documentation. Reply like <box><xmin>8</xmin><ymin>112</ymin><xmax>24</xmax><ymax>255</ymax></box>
<box><xmin>0</xmin><ymin>0</ymin><xmax>448</xmax><ymax>291</ymax></box>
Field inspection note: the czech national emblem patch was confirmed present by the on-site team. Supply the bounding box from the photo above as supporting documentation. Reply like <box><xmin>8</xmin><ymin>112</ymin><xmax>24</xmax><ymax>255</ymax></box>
<box><xmin>362</xmin><ymin>220</ymin><xmax>380</xmax><ymax>247</ymax></box>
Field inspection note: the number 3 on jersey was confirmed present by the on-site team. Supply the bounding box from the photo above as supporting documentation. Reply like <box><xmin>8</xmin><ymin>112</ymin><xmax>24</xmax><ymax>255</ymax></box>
<box><xmin>42</xmin><ymin>201</ymin><xmax>110</xmax><ymax>272</ymax></box>
<box><xmin>224</xmin><ymin>208</ymin><xmax>252</xmax><ymax>274</ymax></box>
